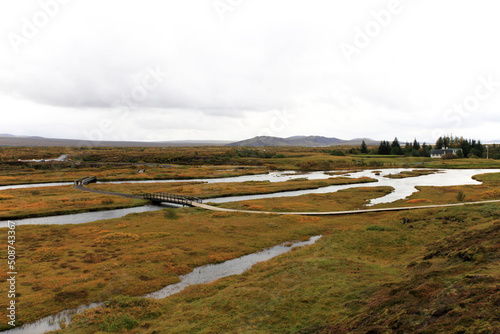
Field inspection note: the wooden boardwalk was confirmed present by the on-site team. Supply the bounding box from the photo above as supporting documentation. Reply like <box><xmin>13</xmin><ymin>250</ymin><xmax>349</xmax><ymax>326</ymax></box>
<box><xmin>73</xmin><ymin>176</ymin><xmax>143</xmax><ymax>200</ymax></box>
<box><xmin>191</xmin><ymin>199</ymin><xmax>500</xmax><ymax>216</ymax></box>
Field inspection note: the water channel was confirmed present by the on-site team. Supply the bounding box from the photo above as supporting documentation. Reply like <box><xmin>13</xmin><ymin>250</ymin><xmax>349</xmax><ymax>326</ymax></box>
<box><xmin>2</xmin><ymin>236</ymin><xmax>321</xmax><ymax>334</ymax></box>
<box><xmin>1</xmin><ymin>168</ymin><xmax>500</xmax><ymax>333</ymax></box>
<box><xmin>2</xmin><ymin>168</ymin><xmax>499</xmax><ymax>228</ymax></box>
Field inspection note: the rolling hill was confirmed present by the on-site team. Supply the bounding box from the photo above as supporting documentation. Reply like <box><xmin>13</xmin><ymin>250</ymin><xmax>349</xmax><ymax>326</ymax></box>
<box><xmin>227</xmin><ymin>136</ymin><xmax>378</xmax><ymax>147</ymax></box>
<box><xmin>0</xmin><ymin>134</ymin><xmax>379</xmax><ymax>147</ymax></box>
<box><xmin>0</xmin><ymin>134</ymin><xmax>231</xmax><ymax>147</ymax></box>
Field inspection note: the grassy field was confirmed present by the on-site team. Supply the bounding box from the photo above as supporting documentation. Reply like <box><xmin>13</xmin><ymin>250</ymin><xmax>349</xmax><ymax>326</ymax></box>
<box><xmin>44</xmin><ymin>203</ymin><xmax>500</xmax><ymax>334</ymax></box>
<box><xmin>0</xmin><ymin>208</ymin><xmax>323</xmax><ymax>328</ymax></box>
<box><xmin>0</xmin><ymin>177</ymin><xmax>376</xmax><ymax>220</ymax></box>
<box><xmin>1</xmin><ymin>147</ymin><xmax>499</xmax><ymax>333</ymax></box>
<box><xmin>88</xmin><ymin>176</ymin><xmax>377</xmax><ymax>200</ymax></box>
<box><xmin>2</xmin><ymin>146</ymin><xmax>500</xmax><ymax>184</ymax></box>
<box><xmin>218</xmin><ymin>186</ymin><xmax>394</xmax><ymax>212</ymax></box>
<box><xmin>0</xmin><ymin>186</ymin><xmax>146</xmax><ymax>220</ymax></box>
<box><xmin>0</xmin><ymin>165</ymin><xmax>267</xmax><ymax>186</ymax></box>
<box><xmin>0</xmin><ymin>184</ymin><xmax>398</xmax><ymax>329</ymax></box>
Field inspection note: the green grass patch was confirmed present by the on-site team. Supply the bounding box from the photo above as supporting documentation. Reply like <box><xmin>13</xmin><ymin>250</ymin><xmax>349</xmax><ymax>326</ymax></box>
<box><xmin>366</xmin><ymin>225</ymin><xmax>396</xmax><ymax>231</ymax></box>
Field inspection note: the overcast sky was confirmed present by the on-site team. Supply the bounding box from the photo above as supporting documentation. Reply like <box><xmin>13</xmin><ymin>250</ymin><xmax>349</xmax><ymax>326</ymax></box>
<box><xmin>1</xmin><ymin>0</ymin><xmax>499</xmax><ymax>143</ymax></box>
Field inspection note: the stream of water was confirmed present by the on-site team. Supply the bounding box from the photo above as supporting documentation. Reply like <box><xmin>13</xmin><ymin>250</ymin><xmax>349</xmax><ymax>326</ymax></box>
<box><xmin>2</xmin><ymin>236</ymin><xmax>321</xmax><ymax>334</ymax></box>
<box><xmin>2</xmin><ymin>168</ymin><xmax>499</xmax><ymax>228</ymax></box>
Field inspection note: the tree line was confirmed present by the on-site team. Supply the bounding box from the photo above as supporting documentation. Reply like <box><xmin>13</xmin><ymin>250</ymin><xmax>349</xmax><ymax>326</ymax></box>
<box><xmin>358</xmin><ymin>138</ymin><xmax>433</xmax><ymax>157</ymax></box>
<box><xmin>359</xmin><ymin>135</ymin><xmax>494</xmax><ymax>158</ymax></box>
<box><xmin>434</xmin><ymin>135</ymin><xmax>484</xmax><ymax>158</ymax></box>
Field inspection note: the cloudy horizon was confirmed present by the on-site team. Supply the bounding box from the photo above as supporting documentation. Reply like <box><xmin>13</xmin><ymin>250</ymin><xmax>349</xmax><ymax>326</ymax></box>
<box><xmin>1</xmin><ymin>0</ymin><xmax>500</xmax><ymax>144</ymax></box>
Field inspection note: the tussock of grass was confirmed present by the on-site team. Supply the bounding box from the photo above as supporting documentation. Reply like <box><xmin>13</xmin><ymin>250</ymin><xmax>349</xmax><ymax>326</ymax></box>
<box><xmin>163</xmin><ymin>208</ymin><xmax>179</xmax><ymax>219</ymax></box>
<box><xmin>366</xmin><ymin>225</ymin><xmax>396</xmax><ymax>231</ymax></box>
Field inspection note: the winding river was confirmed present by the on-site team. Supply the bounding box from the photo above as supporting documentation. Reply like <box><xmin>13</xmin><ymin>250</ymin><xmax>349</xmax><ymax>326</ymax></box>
<box><xmin>1</xmin><ymin>168</ymin><xmax>500</xmax><ymax>333</ymax></box>
<box><xmin>1</xmin><ymin>168</ymin><xmax>499</xmax><ymax>228</ymax></box>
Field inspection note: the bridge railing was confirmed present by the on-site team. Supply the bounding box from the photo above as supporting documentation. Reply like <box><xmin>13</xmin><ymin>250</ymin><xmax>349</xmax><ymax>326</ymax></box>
<box><xmin>143</xmin><ymin>192</ymin><xmax>202</xmax><ymax>206</ymax></box>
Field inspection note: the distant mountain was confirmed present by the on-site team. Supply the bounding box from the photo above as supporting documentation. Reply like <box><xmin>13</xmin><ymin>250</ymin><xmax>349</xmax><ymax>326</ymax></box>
<box><xmin>228</xmin><ymin>136</ymin><xmax>378</xmax><ymax>147</ymax></box>
<box><xmin>0</xmin><ymin>133</ymin><xmax>378</xmax><ymax>147</ymax></box>
<box><xmin>0</xmin><ymin>134</ymin><xmax>232</xmax><ymax>147</ymax></box>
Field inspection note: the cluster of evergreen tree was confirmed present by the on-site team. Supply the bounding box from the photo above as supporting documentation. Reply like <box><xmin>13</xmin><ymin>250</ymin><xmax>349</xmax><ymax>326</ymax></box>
<box><xmin>372</xmin><ymin>135</ymin><xmax>487</xmax><ymax>158</ymax></box>
<box><xmin>375</xmin><ymin>138</ymin><xmax>431</xmax><ymax>157</ymax></box>
<box><xmin>434</xmin><ymin>135</ymin><xmax>484</xmax><ymax>158</ymax></box>
<box><xmin>487</xmin><ymin>144</ymin><xmax>500</xmax><ymax>159</ymax></box>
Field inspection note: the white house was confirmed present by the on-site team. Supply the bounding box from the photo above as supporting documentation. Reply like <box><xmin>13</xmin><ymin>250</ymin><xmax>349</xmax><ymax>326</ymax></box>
<box><xmin>430</xmin><ymin>148</ymin><xmax>462</xmax><ymax>158</ymax></box>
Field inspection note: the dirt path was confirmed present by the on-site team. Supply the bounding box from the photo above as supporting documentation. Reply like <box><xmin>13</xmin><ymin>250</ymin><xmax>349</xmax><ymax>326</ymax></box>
<box><xmin>191</xmin><ymin>200</ymin><xmax>500</xmax><ymax>215</ymax></box>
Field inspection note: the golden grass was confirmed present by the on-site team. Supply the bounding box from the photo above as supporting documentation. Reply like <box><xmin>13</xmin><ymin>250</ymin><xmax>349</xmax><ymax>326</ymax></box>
<box><xmin>54</xmin><ymin>204</ymin><xmax>500</xmax><ymax>333</ymax></box>
<box><xmin>0</xmin><ymin>149</ymin><xmax>499</xmax><ymax>332</ymax></box>
<box><xmin>88</xmin><ymin>176</ymin><xmax>377</xmax><ymax>199</ymax></box>
<box><xmin>0</xmin><ymin>208</ymin><xmax>332</xmax><ymax>327</ymax></box>
<box><xmin>219</xmin><ymin>186</ymin><xmax>394</xmax><ymax>212</ymax></box>
<box><xmin>384</xmin><ymin>169</ymin><xmax>439</xmax><ymax>178</ymax></box>
<box><xmin>0</xmin><ymin>186</ymin><xmax>146</xmax><ymax>220</ymax></box>
<box><xmin>0</xmin><ymin>165</ymin><xmax>267</xmax><ymax>186</ymax></box>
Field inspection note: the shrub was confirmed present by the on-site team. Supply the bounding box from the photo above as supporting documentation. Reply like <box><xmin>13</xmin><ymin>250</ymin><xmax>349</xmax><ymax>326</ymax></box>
<box><xmin>0</xmin><ymin>194</ymin><xmax>14</xmax><ymax>200</ymax></box>
<box><xmin>287</xmin><ymin>177</ymin><xmax>308</xmax><ymax>182</ymax></box>
<box><xmin>480</xmin><ymin>189</ymin><xmax>500</xmax><ymax>199</ymax></box>
<box><xmin>33</xmin><ymin>247</ymin><xmax>64</xmax><ymax>261</ymax></box>
<box><xmin>481</xmin><ymin>204</ymin><xmax>500</xmax><ymax>217</ymax></box>
<box><xmin>101</xmin><ymin>198</ymin><xmax>114</xmax><ymax>205</ymax></box>
<box><xmin>163</xmin><ymin>208</ymin><xmax>179</xmax><ymax>219</ymax></box>
<box><xmin>406</xmin><ymin>199</ymin><xmax>432</xmax><ymax>204</ymax></box>
<box><xmin>330</xmin><ymin>150</ymin><xmax>345</xmax><ymax>156</ymax></box>
<box><xmin>366</xmin><ymin>225</ymin><xmax>395</xmax><ymax>231</ymax></box>
<box><xmin>106</xmin><ymin>295</ymin><xmax>152</xmax><ymax>308</ymax></box>
<box><xmin>456</xmin><ymin>191</ymin><xmax>466</xmax><ymax>202</ymax></box>
<box><xmin>99</xmin><ymin>314</ymin><xmax>139</xmax><ymax>332</ymax></box>
<box><xmin>94</xmin><ymin>233</ymin><xmax>140</xmax><ymax>245</ymax></box>
<box><xmin>368</xmin><ymin>161</ymin><xmax>383</xmax><ymax>167</ymax></box>
<box><xmin>441</xmin><ymin>153</ymin><xmax>457</xmax><ymax>160</ymax></box>
<box><xmin>55</xmin><ymin>290</ymin><xmax>89</xmax><ymax>302</ymax></box>
<box><xmin>81</xmin><ymin>253</ymin><xmax>105</xmax><ymax>264</ymax></box>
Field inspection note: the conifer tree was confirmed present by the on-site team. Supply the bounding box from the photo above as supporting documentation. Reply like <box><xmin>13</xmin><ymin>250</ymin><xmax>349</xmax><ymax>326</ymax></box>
<box><xmin>413</xmin><ymin>139</ymin><xmax>420</xmax><ymax>150</ymax></box>
<box><xmin>390</xmin><ymin>137</ymin><xmax>403</xmax><ymax>155</ymax></box>
<box><xmin>360</xmin><ymin>140</ymin><xmax>368</xmax><ymax>154</ymax></box>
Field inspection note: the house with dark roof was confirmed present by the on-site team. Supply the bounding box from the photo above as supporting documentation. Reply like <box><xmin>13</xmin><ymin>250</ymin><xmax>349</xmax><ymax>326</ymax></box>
<box><xmin>430</xmin><ymin>148</ymin><xmax>462</xmax><ymax>158</ymax></box>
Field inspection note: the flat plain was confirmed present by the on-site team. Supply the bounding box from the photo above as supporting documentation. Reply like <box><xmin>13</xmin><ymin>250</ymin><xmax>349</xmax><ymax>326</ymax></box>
<box><xmin>0</xmin><ymin>146</ymin><xmax>499</xmax><ymax>333</ymax></box>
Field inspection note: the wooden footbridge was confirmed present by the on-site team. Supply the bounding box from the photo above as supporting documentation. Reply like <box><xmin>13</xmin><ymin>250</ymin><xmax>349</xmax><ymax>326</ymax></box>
<box><xmin>74</xmin><ymin>176</ymin><xmax>97</xmax><ymax>186</ymax></box>
<box><xmin>143</xmin><ymin>192</ymin><xmax>202</xmax><ymax>206</ymax></box>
